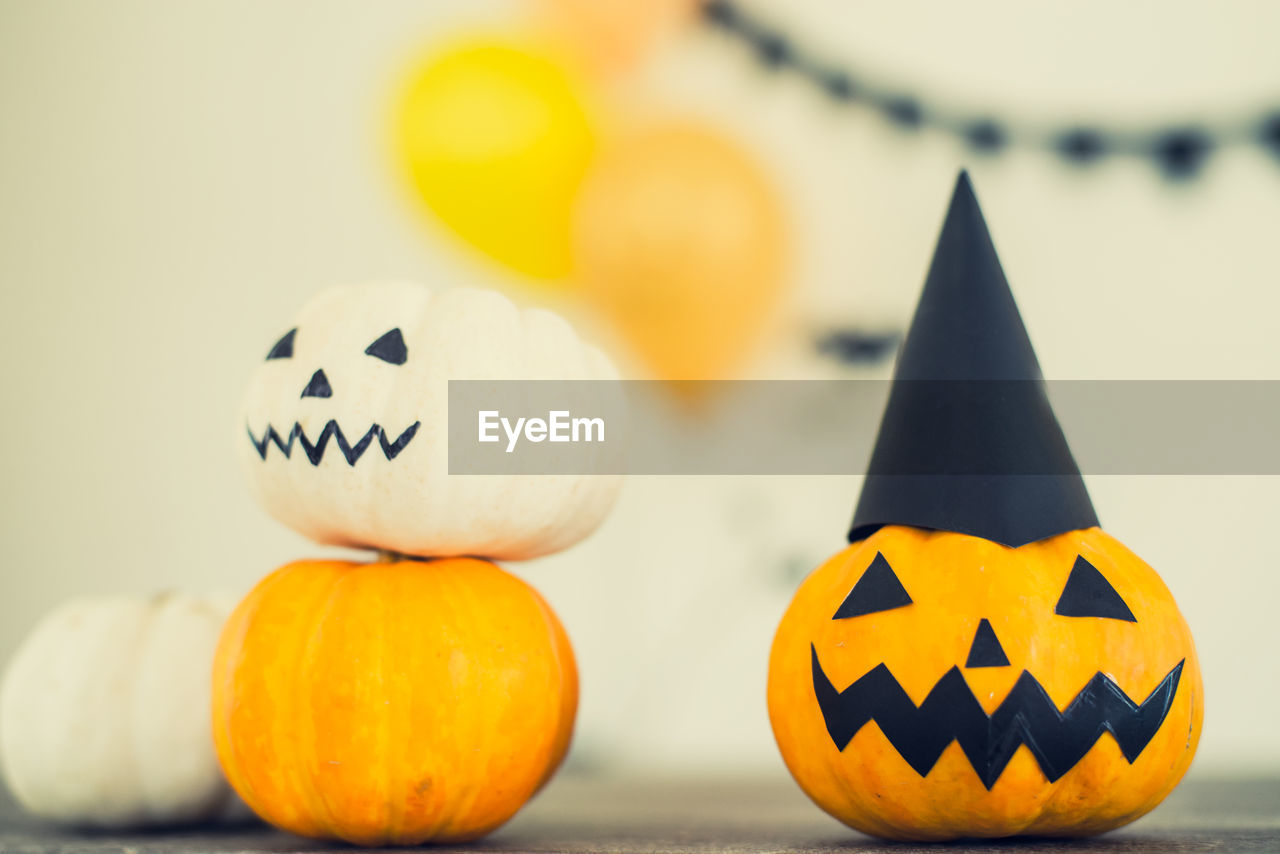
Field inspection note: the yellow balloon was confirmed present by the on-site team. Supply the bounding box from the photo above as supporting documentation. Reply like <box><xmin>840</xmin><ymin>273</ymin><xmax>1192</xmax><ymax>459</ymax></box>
<box><xmin>573</xmin><ymin>122</ymin><xmax>788</xmax><ymax>383</ymax></box>
<box><xmin>395</xmin><ymin>40</ymin><xmax>595</xmax><ymax>281</ymax></box>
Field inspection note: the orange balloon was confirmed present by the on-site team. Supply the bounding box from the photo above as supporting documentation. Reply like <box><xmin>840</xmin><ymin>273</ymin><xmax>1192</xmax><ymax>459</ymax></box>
<box><xmin>573</xmin><ymin>122</ymin><xmax>788</xmax><ymax>383</ymax></box>
<box><xmin>536</xmin><ymin>0</ymin><xmax>699</xmax><ymax>76</ymax></box>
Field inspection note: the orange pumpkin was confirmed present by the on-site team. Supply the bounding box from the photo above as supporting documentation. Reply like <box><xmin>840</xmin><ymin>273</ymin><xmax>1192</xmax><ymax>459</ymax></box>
<box><xmin>768</xmin><ymin>525</ymin><xmax>1202</xmax><ymax>840</ymax></box>
<box><xmin>211</xmin><ymin>557</ymin><xmax>577</xmax><ymax>845</ymax></box>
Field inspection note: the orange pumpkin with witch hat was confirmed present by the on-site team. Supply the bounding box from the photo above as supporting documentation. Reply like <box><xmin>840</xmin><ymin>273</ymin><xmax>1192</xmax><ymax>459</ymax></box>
<box><xmin>768</xmin><ymin>173</ymin><xmax>1202</xmax><ymax>840</ymax></box>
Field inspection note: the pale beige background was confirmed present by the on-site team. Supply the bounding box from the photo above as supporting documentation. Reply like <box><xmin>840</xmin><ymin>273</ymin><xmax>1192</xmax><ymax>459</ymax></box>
<box><xmin>1</xmin><ymin>0</ymin><xmax>1278</xmax><ymax>778</ymax></box>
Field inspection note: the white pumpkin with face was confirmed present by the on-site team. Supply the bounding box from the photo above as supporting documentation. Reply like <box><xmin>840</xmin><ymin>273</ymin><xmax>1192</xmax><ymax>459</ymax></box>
<box><xmin>239</xmin><ymin>281</ymin><xmax>622</xmax><ymax>560</ymax></box>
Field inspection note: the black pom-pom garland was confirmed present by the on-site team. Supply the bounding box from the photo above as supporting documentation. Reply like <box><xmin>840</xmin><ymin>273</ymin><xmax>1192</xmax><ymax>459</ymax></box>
<box><xmin>702</xmin><ymin>0</ymin><xmax>1274</xmax><ymax>182</ymax></box>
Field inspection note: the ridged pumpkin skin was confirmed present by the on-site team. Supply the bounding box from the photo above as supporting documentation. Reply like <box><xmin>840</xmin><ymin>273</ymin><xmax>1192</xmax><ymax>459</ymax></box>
<box><xmin>768</xmin><ymin>526</ymin><xmax>1202</xmax><ymax>841</ymax></box>
<box><xmin>212</xmin><ymin>558</ymin><xmax>577</xmax><ymax>845</ymax></box>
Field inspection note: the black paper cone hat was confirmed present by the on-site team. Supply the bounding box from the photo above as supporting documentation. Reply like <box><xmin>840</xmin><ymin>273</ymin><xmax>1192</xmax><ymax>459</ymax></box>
<box><xmin>848</xmin><ymin>172</ymin><xmax>1099</xmax><ymax>548</ymax></box>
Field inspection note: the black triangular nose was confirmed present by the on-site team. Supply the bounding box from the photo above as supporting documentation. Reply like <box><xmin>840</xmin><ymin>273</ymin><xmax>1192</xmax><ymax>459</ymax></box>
<box><xmin>965</xmin><ymin>618</ymin><xmax>1010</xmax><ymax>668</ymax></box>
<box><xmin>301</xmin><ymin>369</ymin><xmax>332</xmax><ymax>399</ymax></box>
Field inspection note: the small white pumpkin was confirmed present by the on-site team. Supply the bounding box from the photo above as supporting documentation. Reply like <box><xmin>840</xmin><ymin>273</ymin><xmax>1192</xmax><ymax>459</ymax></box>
<box><xmin>239</xmin><ymin>281</ymin><xmax>622</xmax><ymax>560</ymax></box>
<box><xmin>0</xmin><ymin>592</ymin><xmax>243</xmax><ymax>827</ymax></box>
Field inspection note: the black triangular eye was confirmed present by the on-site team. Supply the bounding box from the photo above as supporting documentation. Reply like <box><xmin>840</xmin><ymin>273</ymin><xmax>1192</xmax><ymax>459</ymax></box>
<box><xmin>365</xmin><ymin>328</ymin><xmax>407</xmax><ymax>365</ymax></box>
<box><xmin>1055</xmin><ymin>556</ymin><xmax>1136</xmax><ymax>622</ymax></box>
<box><xmin>266</xmin><ymin>328</ymin><xmax>296</xmax><ymax>360</ymax></box>
<box><xmin>833</xmin><ymin>552</ymin><xmax>912</xmax><ymax>619</ymax></box>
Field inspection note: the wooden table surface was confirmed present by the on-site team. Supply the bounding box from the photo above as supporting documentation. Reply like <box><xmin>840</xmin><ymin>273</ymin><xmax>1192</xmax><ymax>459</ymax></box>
<box><xmin>2</xmin><ymin>775</ymin><xmax>1277</xmax><ymax>853</ymax></box>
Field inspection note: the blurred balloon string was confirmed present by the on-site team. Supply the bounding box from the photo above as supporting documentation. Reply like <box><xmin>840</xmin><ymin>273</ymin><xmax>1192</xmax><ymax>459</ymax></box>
<box><xmin>702</xmin><ymin>0</ymin><xmax>1280</xmax><ymax>181</ymax></box>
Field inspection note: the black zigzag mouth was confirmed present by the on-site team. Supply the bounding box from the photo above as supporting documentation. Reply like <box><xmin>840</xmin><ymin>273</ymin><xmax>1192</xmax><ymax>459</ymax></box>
<box><xmin>248</xmin><ymin>420</ymin><xmax>421</xmax><ymax>467</ymax></box>
<box><xmin>811</xmin><ymin>646</ymin><xmax>1183</xmax><ymax>789</ymax></box>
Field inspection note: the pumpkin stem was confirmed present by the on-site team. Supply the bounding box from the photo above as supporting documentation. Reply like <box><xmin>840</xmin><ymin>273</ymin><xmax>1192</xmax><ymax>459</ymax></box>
<box><xmin>375</xmin><ymin>549</ymin><xmax>442</xmax><ymax>565</ymax></box>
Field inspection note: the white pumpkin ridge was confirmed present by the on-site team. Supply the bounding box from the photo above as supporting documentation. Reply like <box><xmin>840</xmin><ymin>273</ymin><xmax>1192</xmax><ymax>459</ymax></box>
<box><xmin>247</xmin><ymin>418</ymin><xmax>420</xmax><ymax>466</ymax></box>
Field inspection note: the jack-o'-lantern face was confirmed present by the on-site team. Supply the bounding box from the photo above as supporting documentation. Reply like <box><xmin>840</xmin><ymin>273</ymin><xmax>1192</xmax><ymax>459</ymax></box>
<box><xmin>239</xmin><ymin>280</ymin><xmax>621</xmax><ymax>561</ymax></box>
<box><xmin>245</xmin><ymin>292</ymin><xmax>421</xmax><ymax>470</ymax></box>
<box><xmin>249</xmin><ymin>314</ymin><xmax>418</xmax><ymax>466</ymax></box>
<box><xmin>767</xmin><ymin>525</ymin><xmax>1203</xmax><ymax>840</ymax></box>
